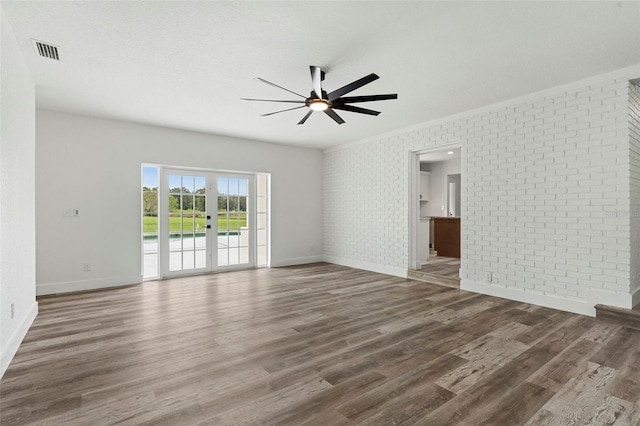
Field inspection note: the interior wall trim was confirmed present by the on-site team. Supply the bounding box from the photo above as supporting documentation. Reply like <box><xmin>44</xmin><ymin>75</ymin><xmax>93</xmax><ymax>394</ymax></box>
<box><xmin>270</xmin><ymin>255</ymin><xmax>324</xmax><ymax>268</ymax></box>
<box><xmin>462</xmin><ymin>278</ymin><xmax>634</xmax><ymax>317</ymax></box>
<box><xmin>1</xmin><ymin>301</ymin><xmax>38</xmax><ymax>379</ymax></box>
<box><xmin>36</xmin><ymin>275</ymin><xmax>143</xmax><ymax>296</ymax></box>
<box><xmin>323</xmin><ymin>256</ymin><xmax>408</xmax><ymax>279</ymax></box>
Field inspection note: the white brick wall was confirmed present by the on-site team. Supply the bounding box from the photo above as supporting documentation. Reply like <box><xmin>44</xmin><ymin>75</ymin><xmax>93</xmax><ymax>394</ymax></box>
<box><xmin>324</xmin><ymin>72</ymin><xmax>638</xmax><ymax>315</ymax></box>
<box><xmin>629</xmin><ymin>82</ymin><xmax>640</xmax><ymax>305</ymax></box>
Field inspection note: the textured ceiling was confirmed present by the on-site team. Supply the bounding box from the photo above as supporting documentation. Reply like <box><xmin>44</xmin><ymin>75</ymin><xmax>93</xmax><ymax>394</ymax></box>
<box><xmin>3</xmin><ymin>1</ymin><xmax>639</xmax><ymax>149</ymax></box>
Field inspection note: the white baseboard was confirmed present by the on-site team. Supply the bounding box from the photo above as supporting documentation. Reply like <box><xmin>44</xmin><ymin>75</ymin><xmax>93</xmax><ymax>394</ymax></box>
<box><xmin>1</xmin><ymin>301</ymin><xmax>38</xmax><ymax>379</ymax></box>
<box><xmin>36</xmin><ymin>275</ymin><xmax>142</xmax><ymax>296</ymax></box>
<box><xmin>631</xmin><ymin>286</ymin><xmax>640</xmax><ymax>308</ymax></box>
<box><xmin>461</xmin><ymin>279</ymin><xmax>595</xmax><ymax>317</ymax></box>
<box><xmin>587</xmin><ymin>287</ymin><xmax>634</xmax><ymax>310</ymax></box>
<box><xmin>323</xmin><ymin>256</ymin><xmax>407</xmax><ymax>279</ymax></box>
<box><xmin>270</xmin><ymin>255</ymin><xmax>324</xmax><ymax>268</ymax></box>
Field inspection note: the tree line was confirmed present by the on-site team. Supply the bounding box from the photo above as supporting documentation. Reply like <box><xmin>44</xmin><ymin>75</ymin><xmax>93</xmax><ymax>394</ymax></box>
<box><xmin>143</xmin><ymin>187</ymin><xmax>247</xmax><ymax>214</ymax></box>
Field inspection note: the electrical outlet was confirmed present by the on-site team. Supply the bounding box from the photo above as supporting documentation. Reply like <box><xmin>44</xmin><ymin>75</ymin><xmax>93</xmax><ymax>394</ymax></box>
<box><xmin>83</xmin><ymin>263</ymin><xmax>91</xmax><ymax>272</ymax></box>
<box><xmin>11</xmin><ymin>303</ymin><xmax>15</xmax><ymax>319</ymax></box>
<box><xmin>484</xmin><ymin>272</ymin><xmax>492</xmax><ymax>283</ymax></box>
<box><xmin>63</xmin><ymin>208</ymin><xmax>79</xmax><ymax>217</ymax></box>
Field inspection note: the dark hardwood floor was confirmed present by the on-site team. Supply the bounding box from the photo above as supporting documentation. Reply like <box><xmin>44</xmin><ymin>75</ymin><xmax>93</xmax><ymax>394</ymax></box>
<box><xmin>1</xmin><ymin>263</ymin><xmax>639</xmax><ymax>425</ymax></box>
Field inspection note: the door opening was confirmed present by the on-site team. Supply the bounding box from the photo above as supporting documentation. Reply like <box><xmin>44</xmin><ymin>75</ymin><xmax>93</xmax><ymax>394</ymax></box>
<box><xmin>408</xmin><ymin>147</ymin><xmax>462</xmax><ymax>288</ymax></box>
<box><xmin>141</xmin><ymin>165</ymin><xmax>270</xmax><ymax>280</ymax></box>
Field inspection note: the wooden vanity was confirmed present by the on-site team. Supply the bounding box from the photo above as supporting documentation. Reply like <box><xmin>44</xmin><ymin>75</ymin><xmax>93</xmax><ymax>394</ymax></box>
<box><xmin>432</xmin><ymin>217</ymin><xmax>460</xmax><ymax>258</ymax></box>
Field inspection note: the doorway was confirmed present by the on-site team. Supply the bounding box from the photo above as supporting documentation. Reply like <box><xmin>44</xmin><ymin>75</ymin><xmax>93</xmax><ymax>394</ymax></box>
<box><xmin>142</xmin><ymin>165</ymin><xmax>269</xmax><ymax>280</ymax></box>
<box><xmin>408</xmin><ymin>146</ymin><xmax>461</xmax><ymax>288</ymax></box>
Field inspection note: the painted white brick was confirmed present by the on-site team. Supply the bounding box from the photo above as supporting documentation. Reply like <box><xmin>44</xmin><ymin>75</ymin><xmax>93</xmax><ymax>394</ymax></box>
<box><xmin>325</xmin><ymin>74</ymin><xmax>639</xmax><ymax>312</ymax></box>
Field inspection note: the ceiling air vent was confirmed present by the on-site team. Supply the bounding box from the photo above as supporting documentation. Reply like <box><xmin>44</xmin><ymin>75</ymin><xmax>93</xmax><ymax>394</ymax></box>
<box><xmin>31</xmin><ymin>39</ymin><xmax>60</xmax><ymax>61</ymax></box>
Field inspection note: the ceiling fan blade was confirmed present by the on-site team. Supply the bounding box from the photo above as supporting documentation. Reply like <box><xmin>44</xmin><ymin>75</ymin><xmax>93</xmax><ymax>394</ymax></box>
<box><xmin>261</xmin><ymin>105</ymin><xmax>307</xmax><ymax>117</ymax></box>
<box><xmin>334</xmin><ymin>94</ymin><xmax>398</xmax><ymax>103</ymax></box>
<box><xmin>241</xmin><ymin>98</ymin><xmax>305</xmax><ymax>103</ymax></box>
<box><xmin>331</xmin><ymin>104</ymin><xmax>380</xmax><ymax>116</ymax></box>
<box><xmin>254</xmin><ymin>77</ymin><xmax>306</xmax><ymax>98</ymax></box>
<box><xmin>297</xmin><ymin>110</ymin><xmax>313</xmax><ymax>125</ymax></box>
<box><xmin>327</xmin><ymin>73</ymin><xmax>379</xmax><ymax>101</ymax></box>
<box><xmin>310</xmin><ymin>66</ymin><xmax>323</xmax><ymax>99</ymax></box>
<box><xmin>324</xmin><ymin>108</ymin><xmax>345</xmax><ymax>124</ymax></box>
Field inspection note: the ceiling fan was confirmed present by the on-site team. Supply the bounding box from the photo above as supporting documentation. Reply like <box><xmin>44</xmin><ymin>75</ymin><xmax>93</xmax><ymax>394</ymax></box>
<box><xmin>242</xmin><ymin>66</ymin><xmax>398</xmax><ymax>125</ymax></box>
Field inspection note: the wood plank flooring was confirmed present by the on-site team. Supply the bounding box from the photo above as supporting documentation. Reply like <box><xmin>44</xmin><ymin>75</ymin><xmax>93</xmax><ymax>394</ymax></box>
<box><xmin>418</xmin><ymin>256</ymin><xmax>460</xmax><ymax>279</ymax></box>
<box><xmin>408</xmin><ymin>256</ymin><xmax>460</xmax><ymax>288</ymax></box>
<box><xmin>2</xmin><ymin>263</ymin><xmax>639</xmax><ymax>425</ymax></box>
<box><xmin>596</xmin><ymin>304</ymin><xmax>640</xmax><ymax>331</ymax></box>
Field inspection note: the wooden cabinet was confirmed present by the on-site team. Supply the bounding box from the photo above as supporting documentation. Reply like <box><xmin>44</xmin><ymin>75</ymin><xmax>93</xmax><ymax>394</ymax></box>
<box><xmin>433</xmin><ymin>217</ymin><xmax>460</xmax><ymax>258</ymax></box>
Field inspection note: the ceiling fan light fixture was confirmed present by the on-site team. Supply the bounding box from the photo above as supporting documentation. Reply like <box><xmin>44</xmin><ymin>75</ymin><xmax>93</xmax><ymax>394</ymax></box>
<box><xmin>309</xmin><ymin>99</ymin><xmax>329</xmax><ymax>111</ymax></box>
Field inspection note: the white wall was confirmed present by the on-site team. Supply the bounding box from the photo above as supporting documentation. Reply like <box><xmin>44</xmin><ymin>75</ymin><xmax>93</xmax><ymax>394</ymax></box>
<box><xmin>36</xmin><ymin>110</ymin><xmax>323</xmax><ymax>295</ymax></box>
<box><xmin>630</xmin><ymin>82</ymin><xmax>640</xmax><ymax>306</ymax></box>
<box><xmin>324</xmin><ymin>67</ymin><xmax>639</xmax><ymax>316</ymax></box>
<box><xmin>0</xmin><ymin>7</ymin><xmax>38</xmax><ymax>378</ymax></box>
<box><xmin>424</xmin><ymin>158</ymin><xmax>461</xmax><ymax>217</ymax></box>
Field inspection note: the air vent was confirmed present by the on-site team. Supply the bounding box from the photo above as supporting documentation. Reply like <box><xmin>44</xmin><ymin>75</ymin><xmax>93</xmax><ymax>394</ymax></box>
<box><xmin>31</xmin><ymin>39</ymin><xmax>60</xmax><ymax>61</ymax></box>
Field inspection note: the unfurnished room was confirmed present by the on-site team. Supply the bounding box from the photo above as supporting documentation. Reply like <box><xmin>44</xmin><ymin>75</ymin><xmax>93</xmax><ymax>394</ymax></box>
<box><xmin>1</xmin><ymin>1</ymin><xmax>640</xmax><ymax>424</ymax></box>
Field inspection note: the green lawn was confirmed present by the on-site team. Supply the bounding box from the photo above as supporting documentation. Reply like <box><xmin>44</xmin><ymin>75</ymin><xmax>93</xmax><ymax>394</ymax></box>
<box><xmin>144</xmin><ymin>214</ymin><xmax>247</xmax><ymax>233</ymax></box>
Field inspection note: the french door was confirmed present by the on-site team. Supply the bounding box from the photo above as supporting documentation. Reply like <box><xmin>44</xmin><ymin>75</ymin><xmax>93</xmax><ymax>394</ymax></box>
<box><xmin>160</xmin><ymin>169</ymin><xmax>255</xmax><ymax>277</ymax></box>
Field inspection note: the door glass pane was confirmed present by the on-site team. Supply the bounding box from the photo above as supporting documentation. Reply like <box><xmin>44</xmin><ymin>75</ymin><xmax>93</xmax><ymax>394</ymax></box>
<box><xmin>218</xmin><ymin>177</ymin><xmax>228</xmax><ymax>195</ymax></box>
<box><xmin>169</xmin><ymin>213</ymin><xmax>181</xmax><ymax>232</ymax></box>
<box><xmin>194</xmin><ymin>213</ymin><xmax>206</xmax><ymax>233</ymax></box>
<box><xmin>228</xmin><ymin>247</ymin><xmax>239</xmax><ymax>265</ymax></box>
<box><xmin>183</xmin><ymin>235</ymin><xmax>194</xmax><ymax>250</ymax></box>
<box><xmin>144</xmin><ymin>253</ymin><xmax>158</xmax><ymax>278</ymax></box>
<box><xmin>240</xmin><ymin>247</ymin><xmax>249</xmax><ymax>264</ymax></box>
<box><xmin>256</xmin><ymin>173</ymin><xmax>269</xmax><ymax>267</ymax></box>
<box><xmin>218</xmin><ymin>248</ymin><xmax>228</xmax><ymax>266</ymax></box>
<box><xmin>217</xmin><ymin>212</ymin><xmax>227</xmax><ymax>233</ymax></box>
<box><xmin>257</xmin><ymin>174</ymin><xmax>267</xmax><ymax>197</ymax></box>
<box><xmin>170</xmin><ymin>252</ymin><xmax>181</xmax><ymax>271</ymax></box>
<box><xmin>195</xmin><ymin>250</ymin><xmax>206</xmax><ymax>268</ymax></box>
<box><xmin>169</xmin><ymin>174</ymin><xmax>182</xmax><ymax>192</ymax></box>
<box><xmin>194</xmin><ymin>195</ymin><xmax>206</xmax><ymax>213</ymax></box>
<box><xmin>169</xmin><ymin>195</ymin><xmax>181</xmax><ymax>214</ymax></box>
<box><xmin>167</xmin><ymin>172</ymin><xmax>207</xmax><ymax>274</ymax></box>
<box><xmin>182</xmin><ymin>214</ymin><xmax>194</xmax><ymax>232</ymax></box>
<box><xmin>257</xmin><ymin>229</ymin><xmax>267</xmax><ymax>246</ymax></box>
<box><xmin>230</xmin><ymin>212</ymin><xmax>239</xmax><ymax>231</ymax></box>
<box><xmin>257</xmin><ymin>197</ymin><xmax>266</xmax><ymax>212</ymax></box>
<box><xmin>257</xmin><ymin>213</ymin><xmax>266</xmax><ymax>229</ymax></box>
<box><xmin>183</xmin><ymin>176</ymin><xmax>195</xmax><ymax>193</ymax></box>
<box><xmin>142</xmin><ymin>166</ymin><xmax>159</xmax><ymax>279</ymax></box>
<box><xmin>217</xmin><ymin>176</ymin><xmax>250</xmax><ymax>267</ymax></box>
<box><xmin>258</xmin><ymin>245</ymin><xmax>267</xmax><ymax>265</ymax></box>
<box><xmin>183</xmin><ymin>251</ymin><xmax>195</xmax><ymax>270</ymax></box>
<box><xmin>195</xmin><ymin>176</ymin><xmax>206</xmax><ymax>193</ymax></box>
<box><xmin>169</xmin><ymin>233</ymin><xmax>181</xmax><ymax>251</ymax></box>
<box><xmin>240</xmin><ymin>229</ymin><xmax>249</xmax><ymax>246</ymax></box>
<box><xmin>229</xmin><ymin>178</ymin><xmax>239</xmax><ymax>196</ymax></box>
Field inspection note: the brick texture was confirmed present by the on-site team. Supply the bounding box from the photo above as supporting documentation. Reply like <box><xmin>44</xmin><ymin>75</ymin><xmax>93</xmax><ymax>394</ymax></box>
<box><xmin>629</xmin><ymin>82</ymin><xmax>640</xmax><ymax>301</ymax></box>
<box><xmin>324</xmin><ymin>76</ymin><xmax>635</xmax><ymax>310</ymax></box>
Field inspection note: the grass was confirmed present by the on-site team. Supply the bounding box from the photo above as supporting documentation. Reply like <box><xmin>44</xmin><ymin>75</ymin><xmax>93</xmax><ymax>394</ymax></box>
<box><xmin>144</xmin><ymin>214</ymin><xmax>247</xmax><ymax>233</ymax></box>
